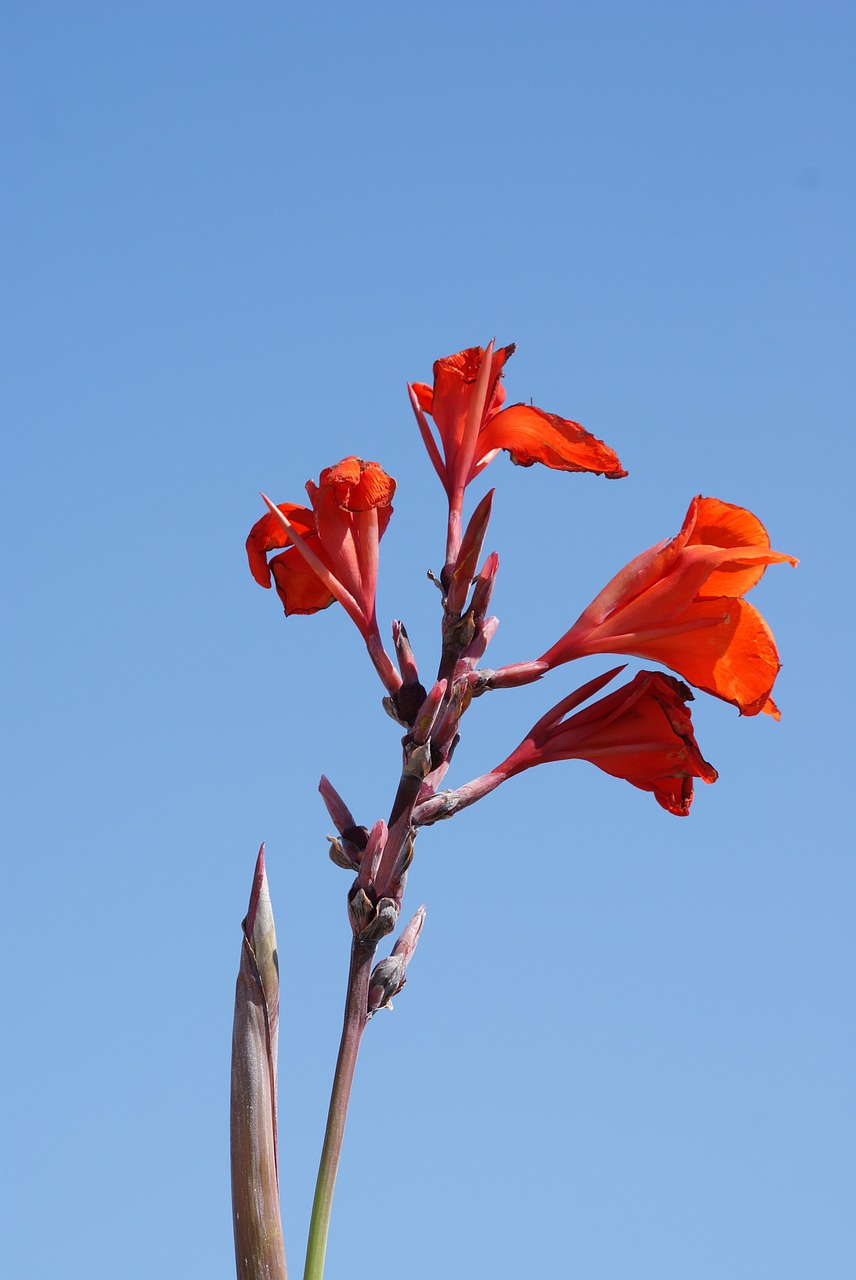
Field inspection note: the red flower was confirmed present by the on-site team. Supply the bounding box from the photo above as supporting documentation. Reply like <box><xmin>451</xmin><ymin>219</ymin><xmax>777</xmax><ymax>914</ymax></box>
<box><xmin>247</xmin><ymin>457</ymin><xmax>399</xmax><ymax>690</ymax></box>
<box><xmin>498</xmin><ymin>496</ymin><xmax>797</xmax><ymax>717</ymax></box>
<box><xmin>499</xmin><ymin>668</ymin><xmax>718</xmax><ymax>816</ymax></box>
<box><xmin>409</xmin><ymin>343</ymin><xmax>627</xmax><ymax>504</ymax></box>
<box><xmin>414</xmin><ymin>667</ymin><xmax>718</xmax><ymax>821</ymax></box>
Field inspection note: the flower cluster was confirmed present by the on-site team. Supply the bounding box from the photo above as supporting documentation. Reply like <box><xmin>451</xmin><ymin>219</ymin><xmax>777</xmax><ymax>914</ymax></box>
<box><xmin>248</xmin><ymin>342</ymin><xmax>795</xmax><ymax>843</ymax></box>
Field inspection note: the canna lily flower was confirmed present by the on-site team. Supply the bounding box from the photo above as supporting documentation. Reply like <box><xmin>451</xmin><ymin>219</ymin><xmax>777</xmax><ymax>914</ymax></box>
<box><xmin>495</xmin><ymin>496</ymin><xmax>797</xmax><ymax>717</ymax></box>
<box><xmin>247</xmin><ymin>456</ymin><xmax>401</xmax><ymax>692</ymax></box>
<box><xmin>414</xmin><ymin>667</ymin><xmax>718</xmax><ymax>820</ymax></box>
<box><xmin>408</xmin><ymin>343</ymin><xmax>626</xmax><ymax>566</ymax></box>
<box><xmin>409</xmin><ymin>343</ymin><xmax>627</xmax><ymax>495</ymax></box>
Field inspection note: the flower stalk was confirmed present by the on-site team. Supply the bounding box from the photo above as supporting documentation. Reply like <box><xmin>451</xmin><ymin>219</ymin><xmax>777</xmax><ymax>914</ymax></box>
<box><xmin>303</xmin><ymin>938</ymin><xmax>376</xmax><ymax>1280</ymax></box>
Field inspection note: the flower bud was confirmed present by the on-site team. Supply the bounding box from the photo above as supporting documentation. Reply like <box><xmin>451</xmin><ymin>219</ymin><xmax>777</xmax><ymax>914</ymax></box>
<box><xmin>446</xmin><ymin>491</ymin><xmax>494</xmax><ymax>616</ymax></box>
<box><xmin>318</xmin><ymin>774</ymin><xmax>357</xmax><ymax>834</ymax></box>
<box><xmin>411</xmin><ymin>680</ymin><xmax>447</xmax><ymax>746</ymax></box>
<box><xmin>367</xmin><ymin>905</ymin><xmax>426</xmax><ymax>1015</ymax></box>
<box><xmin>392</xmin><ymin>620</ymin><xmax>420</xmax><ymax>685</ymax></box>
<box><xmin>469</xmin><ymin>550</ymin><xmax>499</xmax><ymax>620</ymax></box>
<box><xmin>356</xmin><ymin>820</ymin><xmax>387</xmax><ymax>891</ymax></box>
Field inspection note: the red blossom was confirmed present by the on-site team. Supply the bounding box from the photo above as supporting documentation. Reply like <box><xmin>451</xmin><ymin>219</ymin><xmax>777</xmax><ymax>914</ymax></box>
<box><xmin>246</xmin><ymin>457</ymin><xmax>400</xmax><ymax>692</ymax></box>
<box><xmin>414</xmin><ymin>667</ymin><xmax>718</xmax><ymax>822</ymax></box>
<box><xmin>496</xmin><ymin>496</ymin><xmax>797</xmax><ymax>717</ymax></box>
<box><xmin>409</xmin><ymin>343</ymin><xmax>626</xmax><ymax>503</ymax></box>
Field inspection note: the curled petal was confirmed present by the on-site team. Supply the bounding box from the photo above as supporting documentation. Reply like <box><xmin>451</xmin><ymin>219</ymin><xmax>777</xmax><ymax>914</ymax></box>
<box><xmin>270</xmin><ymin>551</ymin><xmax>336</xmax><ymax>615</ymax></box>
<box><xmin>418</xmin><ymin>670</ymin><xmax>718</xmax><ymax>821</ymax></box>
<box><xmin>317</xmin><ymin>457</ymin><xmax>396</xmax><ymax>511</ymax></box>
<box><xmin>689</xmin><ymin>496</ymin><xmax>788</xmax><ymax>597</ymax></box>
<box><xmin>411</xmin><ymin>343</ymin><xmax>626</xmax><ymax>497</ymax></box>
<box><xmin>609</xmin><ymin>597</ymin><xmax>784</xmax><ymax>717</ymax></box>
<box><xmin>246</xmin><ymin>503</ymin><xmax>316</xmax><ymax>587</ymax></box>
<box><xmin>477</xmin><ymin>404</ymin><xmax>627</xmax><ymax>479</ymax></box>
<box><xmin>504</xmin><ymin>670</ymin><xmax>718</xmax><ymax>816</ymax></box>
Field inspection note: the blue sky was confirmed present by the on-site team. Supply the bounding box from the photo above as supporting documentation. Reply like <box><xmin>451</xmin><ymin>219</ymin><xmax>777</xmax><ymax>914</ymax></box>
<box><xmin>3</xmin><ymin>3</ymin><xmax>854</xmax><ymax>1277</ymax></box>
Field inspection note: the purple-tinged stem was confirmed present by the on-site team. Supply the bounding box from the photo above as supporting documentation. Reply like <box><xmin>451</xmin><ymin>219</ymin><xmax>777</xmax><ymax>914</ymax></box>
<box><xmin>303</xmin><ymin>938</ymin><xmax>377</xmax><ymax>1280</ymax></box>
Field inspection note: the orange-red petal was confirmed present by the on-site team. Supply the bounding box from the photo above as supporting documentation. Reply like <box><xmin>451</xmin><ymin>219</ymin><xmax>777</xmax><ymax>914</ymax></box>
<box><xmin>570</xmin><ymin>675</ymin><xmax>717</xmax><ymax>814</ymax></box>
<box><xmin>269</xmin><ymin>551</ymin><xmax>336</xmax><ymax>615</ymax></box>
<box><xmin>478</xmin><ymin>404</ymin><xmax>627</xmax><ymax>479</ymax></box>
<box><xmin>246</xmin><ymin>503</ymin><xmax>316</xmax><ymax>587</ymax></box>
<box><xmin>411</xmin><ymin>381</ymin><xmax>434</xmax><ymax>415</ymax></box>
<box><xmin>615</xmin><ymin>597</ymin><xmax>782</xmax><ymax>716</ymax></box>
<box><xmin>689</xmin><ymin>496</ymin><xmax>793</xmax><ymax>597</ymax></box>
<box><xmin>426</xmin><ymin>346</ymin><xmax>514</xmax><ymax>450</ymax></box>
<box><xmin>316</xmin><ymin>457</ymin><xmax>396</xmax><ymax>511</ymax></box>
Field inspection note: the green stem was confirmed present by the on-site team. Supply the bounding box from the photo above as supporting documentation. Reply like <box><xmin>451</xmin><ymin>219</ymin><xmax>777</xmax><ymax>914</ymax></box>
<box><xmin>303</xmin><ymin>938</ymin><xmax>376</xmax><ymax>1280</ymax></box>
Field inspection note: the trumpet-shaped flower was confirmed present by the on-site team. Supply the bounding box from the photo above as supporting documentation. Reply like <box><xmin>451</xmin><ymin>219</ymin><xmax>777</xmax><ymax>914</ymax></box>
<box><xmin>409</xmin><ymin>344</ymin><xmax>626</xmax><ymax>499</ymax></box>
<box><xmin>496</xmin><ymin>496</ymin><xmax>797</xmax><ymax>717</ymax></box>
<box><xmin>500</xmin><ymin>668</ymin><xmax>718</xmax><ymax>815</ymax></box>
<box><xmin>414</xmin><ymin>667</ymin><xmax>718</xmax><ymax>821</ymax></box>
<box><xmin>409</xmin><ymin>343</ymin><xmax>626</xmax><ymax>567</ymax></box>
<box><xmin>247</xmin><ymin>457</ymin><xmax>400</xmax><ymax>692</ymax></box>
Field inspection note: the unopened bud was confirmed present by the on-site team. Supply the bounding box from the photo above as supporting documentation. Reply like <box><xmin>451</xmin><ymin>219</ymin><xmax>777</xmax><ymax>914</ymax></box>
<box><xmin>356</xmin><ymin>819</ymin><xmax>387</xmax><ymax>891</ymax></box>
<box><xmin>381</xmin><ymin>836</ymin><xmax>414</xmax><ymax>907</ymax></box>
<box><xmin>392</xmin><ymin>621</ymin><xmax>420</xmax><ymax>685</ymax></box>
<box><xmin>412</xmin><ymin>771</ymin><xmax>505</xmax><ymax>826</ymax></box>
<box><xmin>319</xmin><ymin>774</ymin><xmax>357</xmax><ymax>834</ymax></box>
<box><xmin>411</xmin><ymin>679</ymin><xmax>447</xmax><ymax>746</ymax></box>
<box><xmin>367</xmin><ymin>905</ymin><xmax>426</xmax><ymax>1015</ymax></box>
<box><xmin>489</xmin><ymin>659</ymin><xmax>550</xmax><ymax>690</ymax></box>
<box><xmin>469</xmin><ymin>550</ymin><xmax>499</xmax><ymax>619</ymax></box>
<box><xmin>367</xmin><ymin>955</ymin><xmax>407</xmax><ymax>1013</ymax></box>
<box><xmin>432</xmin><ymin>681</ymin><xmax>470</xmax><ymax>750</ymax></box>
<box><xmin>460</xmin><ymin>615</ymin><xmax>499</xmax><ymax>667</ymax></box>
<box><xmin>446</xmin><ymin>491</ymin><xmax>494</xmax><ymax>616</ymax></box>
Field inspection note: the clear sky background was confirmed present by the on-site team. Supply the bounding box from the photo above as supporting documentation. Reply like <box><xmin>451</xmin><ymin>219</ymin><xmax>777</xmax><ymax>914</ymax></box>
<box><xmin>2</xmin><ymin>3</ymin><xmax>854</xmax><ymax>1277</ymax></box>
